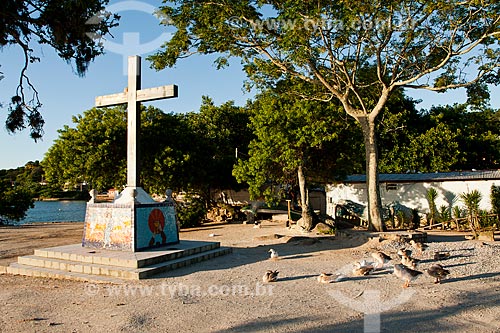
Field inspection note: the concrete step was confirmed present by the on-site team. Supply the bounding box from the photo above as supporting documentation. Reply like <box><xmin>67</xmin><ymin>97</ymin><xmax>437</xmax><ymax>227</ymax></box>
<box><xmin>6</xmin><ymin>263</ymin><xmax>124</xmax><ymax>284</ymax></box>
<box><xmin>15</xmin><ymin>246</ymin><xmax>232</xmax><ymax>280</ymax></box>
<box><xmin>33</xmin><ymin>241</ymin><xmax>221</xmax><ymax>268</ymax></box>
<box><xmin>4</xmin><ymin>240</ymin><xmax>232</xmax><ymax>282</ymax></box>
<box><xmin>17</xmin><ymin>255</ymin><xmax>139</xmax><ymax>279</ymax></box>
<box><xmin>135</xmin><ymin>246</ymin><xmax>232</xmax><ymax>279</ymax></box>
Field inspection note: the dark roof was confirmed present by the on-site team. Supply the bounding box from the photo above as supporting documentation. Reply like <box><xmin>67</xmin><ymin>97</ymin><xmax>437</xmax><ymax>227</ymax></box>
<box><xmin>344</xmin><ymin>170</ymin><xmax>500</xmax><ymax>183</ymax></box>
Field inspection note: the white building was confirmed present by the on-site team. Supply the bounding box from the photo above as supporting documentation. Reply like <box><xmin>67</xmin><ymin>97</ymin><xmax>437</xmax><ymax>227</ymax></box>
<box><xmin>326</xmin><ymin>170</ymin><xmax>500</xmax><ymax>217</ymax></box>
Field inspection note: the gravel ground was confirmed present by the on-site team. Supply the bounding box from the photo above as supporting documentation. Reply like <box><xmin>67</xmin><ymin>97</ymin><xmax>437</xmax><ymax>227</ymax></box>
<box><xmin>0</xmin><ymin>221</ymin><xmax>499</xmax><ymax>333</ymax></box>
<box><xmin>376</xmin><ymin>235</ymin><xmax>500</xmax><ymax>279</ymax></box>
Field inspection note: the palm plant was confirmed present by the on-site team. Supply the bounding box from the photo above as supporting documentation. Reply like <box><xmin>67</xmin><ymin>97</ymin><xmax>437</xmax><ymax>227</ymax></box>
<box><xmin>426</xmin><ymin>188</ymin><xmax>438</xmax><ymax>227</ymax></box>
<box><xmin>490</xmin><ymin>185</ymin><xmax>500</xmax><ymax>219</ymax></box>
<box><xmin>452</xmin><ymin>206</ymin><xmax>464</xmax><ymax>230</ymax></box>
<box><xmin>459</xmin><ymin>190</ymin><xmax>482</xmax><ymax>235</ymax></box>
<box><xmin>438</xmin><ymin>205</ymin><xmax>451</xmax><ymax>229</ymax></box>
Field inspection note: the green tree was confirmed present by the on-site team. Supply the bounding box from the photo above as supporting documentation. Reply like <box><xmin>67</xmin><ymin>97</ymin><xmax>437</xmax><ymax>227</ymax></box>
<box><xmin>140</xmin><ymin>98</ymin><xmax>253</xmax><ymax>200</ymax></box>
<box><xmin>42</xmin><ymin>101</ymin><xmax>253</xmax><ymax>202</ymax></box>
<box><xmin>490</xmin><ymin>185</ymin><xmax>500</xmax><ymax>218</ymax></box>
<box><xmin>380</xmin><ymin>102</ymin><xmax>500</xmax><ymax>173</ymax></box>
<box><xmin>150</xmin><ymin>0</ymin><xmax>500</xmax><ymax>231</ymax></box>
<box><xmin>425</xmin><ymin>104</ymin><xmax>500</xmax><ymax>171</ymax></box>
<box><xmin>1</xmin><ymin>0</ymin><xmax>119</xmax><ymax>139</ymax></box>
<box><xmin>426</xmin><ymin>188</ymin><xmax>438</xmax><ymax>227</ymax></box>
<box><xmin>378</xmin><ymin>97</ymin><xmax>461</xmax><ymax>173</ymax></box>
<box><xmin>460</xmin><ymin>189</ymin><xmax>482</xmax><ymax>234</ymax></box>
<box><xmin>233</xmin><ymin>83</ymin><xmax>362</xmax><ymax>230</ymax></box>
<box><xmin>42</xmin><ymin>106</ymin><xmax>127</xmax><ymax>192</ymax></box>
<box><xmin>185</xmin><ymin>97</ymin><xmax>253</xmax><ymax>196</ymax></box>
<box><xmin>0</xmin><ymin>163</ymin><xmax>37</xmax><ymax>224</ymax></box>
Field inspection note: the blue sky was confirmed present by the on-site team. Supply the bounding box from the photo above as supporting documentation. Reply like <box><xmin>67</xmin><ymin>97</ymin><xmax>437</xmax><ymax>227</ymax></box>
<box><xmin>0</xmin><ymin>0</ymin><xmax>499</xmax><ymax>170</ymax></box>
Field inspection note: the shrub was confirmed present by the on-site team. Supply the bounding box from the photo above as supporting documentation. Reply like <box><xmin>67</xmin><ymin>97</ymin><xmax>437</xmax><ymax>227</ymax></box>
<box><xmin>176</xmin><ymin>194</ymin><xmax>206</xmax><ymax>228</ymax></box>
<box><xmin>490</xmin><ymin>185</ymin><xmax>500</xmax><ymax>217</ymax></box>
<box><xmin>0</xmin><ymin>182</ymin><xmax>35</xmax><ymax>224</ymax></box>
<box><xmin>410</xmin><ymin>208</ymin><xmax>420</xmax><ymax>230</ymax></box>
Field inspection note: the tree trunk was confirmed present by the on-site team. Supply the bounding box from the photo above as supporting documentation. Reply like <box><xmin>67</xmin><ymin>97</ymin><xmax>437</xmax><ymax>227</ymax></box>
<box><xmin>297</xmin><ymin>165</ymin><xmax>314</xmax><ymax>231</ymax></box>
<box><xmin>358</xmin><ymin>116</ymin><xmax>385</xmax><ymax>232</ymax></box>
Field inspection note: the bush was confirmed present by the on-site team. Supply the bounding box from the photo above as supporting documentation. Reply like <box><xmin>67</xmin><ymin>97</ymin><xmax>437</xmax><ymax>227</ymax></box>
<box><xmin>176</xmin><ymin>194</ymin><xmax>206</xmax><ymax>228</ymax></box>
<box><xmin>0</xmin><ymin>182</ymin><xmax>35</xmax><ymax>224</ymax></box>
<box><xmin>491</xmin><ymin>185</ymin><xmax>500</xmax><ymax>217</ymax></box>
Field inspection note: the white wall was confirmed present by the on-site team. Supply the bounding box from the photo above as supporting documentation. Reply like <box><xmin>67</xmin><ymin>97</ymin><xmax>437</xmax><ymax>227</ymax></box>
<box><xmin>326</xmin><ymin>180</ymin><xmax>500</xmax><ymax>216</ymax></box>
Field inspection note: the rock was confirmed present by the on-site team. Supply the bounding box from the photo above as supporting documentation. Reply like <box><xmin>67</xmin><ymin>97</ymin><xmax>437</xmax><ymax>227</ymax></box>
<box><xmin>313</xmin><ymin>222</ymin><xmax>335</xmax><ymax>235</ymax></box>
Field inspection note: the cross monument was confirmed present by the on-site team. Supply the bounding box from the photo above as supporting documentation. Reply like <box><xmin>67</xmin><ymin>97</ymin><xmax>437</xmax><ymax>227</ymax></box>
<box><xmin>82</xmin><ymin>55</ymin><xmax>180</xmax><ymax>251</ymax></box>
<box><xmin>95</xmin><ymin>55</ymin><xmax>178</xmax><ymax>203</ymax></box>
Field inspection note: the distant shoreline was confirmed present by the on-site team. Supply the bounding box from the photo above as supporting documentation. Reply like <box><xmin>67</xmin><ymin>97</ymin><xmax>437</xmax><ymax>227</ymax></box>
<box><xmin>36</xmin><ymin>197</ymin><xmax>111</xmax><ymax>202</ymax></box>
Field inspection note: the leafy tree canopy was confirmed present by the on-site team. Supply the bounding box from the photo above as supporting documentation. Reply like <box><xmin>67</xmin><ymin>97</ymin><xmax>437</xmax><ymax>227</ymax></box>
<box><xmin>0</xmin><ymin>162</ymin><xmax>40</xmax><ymax>223</ymax></box>
<box><xmin>42</xmin><ymin>101</ymin><xmax>253</xmax><ymax>197</ymax></box>
<box><xmin>42</xmin><ymin>106</ymin><xmax>127</xmax><ymax>192</ymax></box>
<box><xmin>233</xmin><ymin>79</ymin><xmax>363</xmax><ymax>203</ymax></box>
<box><xmin>1</xmin><ymin>0</ymin><xmax>119</xmax><ymax>140</ymax></box>
<box><xmin>150</xmin><ymin>0</ymin><xmax>500</xmax><ymax>231</ymax></box>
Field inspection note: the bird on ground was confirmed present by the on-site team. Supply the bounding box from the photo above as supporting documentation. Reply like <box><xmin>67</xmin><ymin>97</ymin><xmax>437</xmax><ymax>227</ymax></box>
<box><xmin>352</xmin><ymin>261</ymin><xmax>375</xmax><ymax>276</ymax></box>
<box><xmin>393</xmin><ymin>264</ymin><xmax>423</xmax><ymax>288</ymax></box>
<box><xmin>268</xmin><ymin>248</ymin><xmax>279</xmax><ymax>260</ymax></box>
<box><xmin>401</xmin><ymin>253</ymin><xmax>420</xmax><ymax>270</ymax></box>
<box><xmin>426</xmin><ymin>264</ymin><xmax>450</xmax><ymax>284</ymax></box>
<box><xmin>397</xmin><ymin>248</ymin><xmax>413</xmax><ymax>258</ymax></box>
<box><xmin>409</xmin><ymin>240</ymin><xmax>428</xmax><ymax>256</ymax></box>
<box><xmin>356</xmin><ymin>259</ymin><xmax>370</xmax><ymax>267</ymax></box>
<box><xmin>371</xmin><ymin>251</ymin><xmax>392</xmax><ymax>268</ymax></box>
<box><xmin>262</xmin><ymin>270</ymin><xmax>279</xmax><ymax>283</ymax></box>
<box><xmin>433</xmin><ymin>251</ymin><xmax>451</xmax><ymax>260</ymax></box>
<box><xmin>317</xmin><ymin>272</ymin><xmax>333</xmax><ymax>283</ymax></box>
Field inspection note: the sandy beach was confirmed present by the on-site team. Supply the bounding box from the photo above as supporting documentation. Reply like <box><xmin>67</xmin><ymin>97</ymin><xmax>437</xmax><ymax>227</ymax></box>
<box><xmin>0</xmin><ymin>221</ymin><xmax>499</xmax><ymax>332</ymax></box>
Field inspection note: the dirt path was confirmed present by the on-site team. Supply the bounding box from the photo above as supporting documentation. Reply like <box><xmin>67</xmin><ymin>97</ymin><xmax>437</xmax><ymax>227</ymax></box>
<box><xmin>0</xmin><ymin>221</ymin><xmax>499</xmax><ymax>332</ymax></box>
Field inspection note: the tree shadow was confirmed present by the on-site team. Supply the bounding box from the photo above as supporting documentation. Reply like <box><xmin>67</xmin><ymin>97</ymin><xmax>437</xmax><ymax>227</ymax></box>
<box><xmin>281</xmin><ymin>254</ymin><xmax>316</xmax><ymax>260</ymax></box>
<box><xmin>426</xmin><ymin>233</ymin><xmax>470</xmax><ymax>243</ymax></box>
<box><xmin>440</xmin><ymin>262</ymin><xmax>476</xmax><ymax>269</ymax></box>
<box><xmin>279</xmin><ymin>274</ymin><xmax>318</xmax><ymax>282</ymax></box>
<box><xmin>442</xmin><ymin>271</ymin><xmax>500</xmax><ymax>283</ymax></box>
<box><xmin>179</xmin><ymin>226</ymin><xmax>225</xmax><ymax>233</ymax></box>
<box><xmin>149</xmin><ymin>234</ymin><xmax>369</xmax><ymax>279</ymax></box>
<box><xmin>214</xmin><ymin>288</ymin><xmax>500</xmax><ymax>333</ymax></box>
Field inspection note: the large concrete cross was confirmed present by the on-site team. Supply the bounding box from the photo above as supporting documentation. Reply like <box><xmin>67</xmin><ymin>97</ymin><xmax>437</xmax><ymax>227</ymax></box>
<box><xmin>95</xmin><ymin>55</ymin><xmax>178</xmax><ymax>197</ymax></box>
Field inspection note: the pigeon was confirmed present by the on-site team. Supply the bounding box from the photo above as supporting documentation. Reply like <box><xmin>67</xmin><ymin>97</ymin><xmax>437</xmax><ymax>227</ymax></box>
<box><xmin>317</xmin><ymin>272</ymin><xmax>333</xmax><ymax>283</ymax></box>
<box><xmin>433</xmin><ymin>251</ymin><xmax>451</xmax><ymax>260</ymax></box>
<box><xmin>356</xmin><ymin>259</ymin><xmax>370</xmax><ymax>267</ymax></box>
<box><xmin>409</xmin><ymin>240</ymin><xmax>428</xmax><ymax>256</ymax></box>
<box><xmin>393</xmin><ymin>264</ymin><xmax>423</xmax><ymax>288</ymax></box>
<box><xmin>269</xmin><ymin>248</ymin><xmax>279</xmax><ymax>260</ymax></box>
<box><xmin>401</xmin><ymin>253</ymin><xmax>420</xmax><ymax>270</ymax></box>
<box><xmin>426</xmin><ymin>264</ymin><xmax>450</xmax><ymax>284</ymax></box>
<box><xmin>352</xmin><ymin>261</ymin><xmax>375</xmax><ymax>276</ymax></box>
<box><xmin>353</xmin><ymin>266</ymin><xmax>374</xmax><ymax>276</ymax></box>
<box><xmin>262</xmin><ymin>270</ymin><xmax>279</xmax><ymax>283</ymax></box>
<box><xmin>371</xmin><ymin>251</ymin><xmax>391</xmax><ymax>268</ymax></box>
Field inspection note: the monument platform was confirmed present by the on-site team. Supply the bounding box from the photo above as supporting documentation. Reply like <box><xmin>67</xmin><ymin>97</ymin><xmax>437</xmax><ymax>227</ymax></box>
<box><xmin>5</xmin><ymin>240</ymin><xmax>231</xmax><ymax>283</ymax></box>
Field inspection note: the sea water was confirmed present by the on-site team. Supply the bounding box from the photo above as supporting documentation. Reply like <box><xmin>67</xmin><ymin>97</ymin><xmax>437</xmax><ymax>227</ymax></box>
<box><xmin>13</xmin><ymin>200</ymin><xmax>87</xmax><ymax>225</ymax></box>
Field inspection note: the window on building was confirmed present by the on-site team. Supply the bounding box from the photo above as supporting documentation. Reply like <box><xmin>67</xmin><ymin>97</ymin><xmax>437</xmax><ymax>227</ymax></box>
<box><xmin>386</xmin><ymin>183</ymin><xmax>398</xmax><ymax>191</ymax></box>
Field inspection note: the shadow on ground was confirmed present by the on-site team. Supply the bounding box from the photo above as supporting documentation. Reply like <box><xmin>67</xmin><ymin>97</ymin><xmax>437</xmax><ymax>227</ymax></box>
<box><xmin>214</xmin><ymin>288</ymin><xmax>500</xmax><ymax>332</ymax></box>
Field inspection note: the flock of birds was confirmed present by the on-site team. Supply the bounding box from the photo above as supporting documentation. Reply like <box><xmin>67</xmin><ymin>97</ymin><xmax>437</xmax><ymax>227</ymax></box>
<box><xmin>263</xmin><ymin>239</ymin><xmax>451</xmax><ymax>288</ymax></box>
